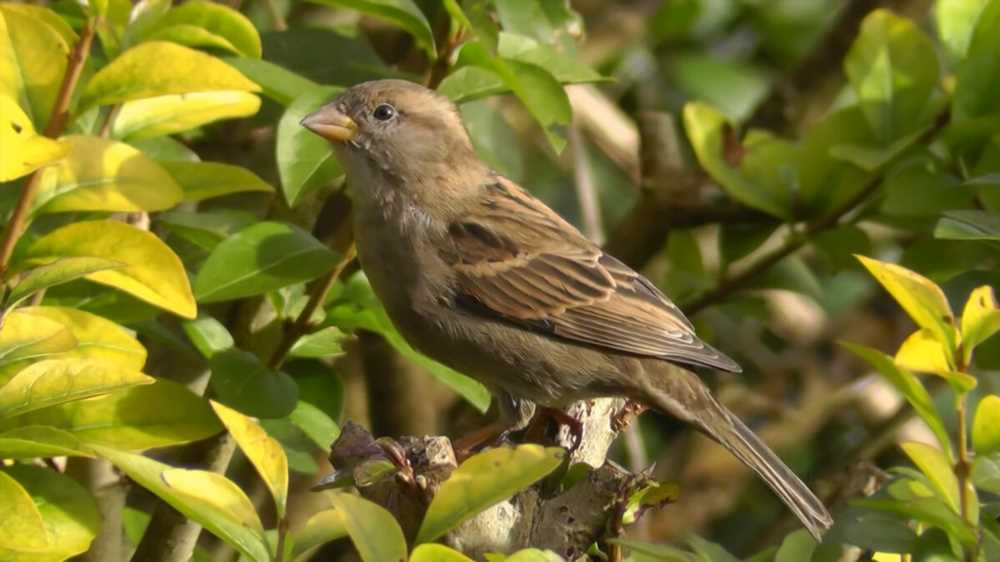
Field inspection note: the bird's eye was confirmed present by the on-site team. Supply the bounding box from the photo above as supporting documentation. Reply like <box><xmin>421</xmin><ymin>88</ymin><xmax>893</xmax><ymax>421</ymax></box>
<box><xmin>372</xmin><ymin>104</ymin><xmax>396</xmax><ymax>121</ymax></box>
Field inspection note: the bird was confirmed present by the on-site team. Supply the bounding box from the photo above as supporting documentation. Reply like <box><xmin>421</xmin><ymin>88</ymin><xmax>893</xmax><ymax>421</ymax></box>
<box><xmin>301</xmin><ymin>79</ymin><xmax>834</xmax><ymax>540</ymax></box>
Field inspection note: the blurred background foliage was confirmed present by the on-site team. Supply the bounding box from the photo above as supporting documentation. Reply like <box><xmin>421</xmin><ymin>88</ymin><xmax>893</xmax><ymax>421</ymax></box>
<box><xmin>3</xmin><ymin>0</ymin><xmax>1000</xmax><ymax>560</ymax></box>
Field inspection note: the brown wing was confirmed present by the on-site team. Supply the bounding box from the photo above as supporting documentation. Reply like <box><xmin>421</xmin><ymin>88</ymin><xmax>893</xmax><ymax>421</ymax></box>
<box><xmin>441</xmin><ymin>176</ymin><xmax>740</xmax><ymax>373</ymax></box>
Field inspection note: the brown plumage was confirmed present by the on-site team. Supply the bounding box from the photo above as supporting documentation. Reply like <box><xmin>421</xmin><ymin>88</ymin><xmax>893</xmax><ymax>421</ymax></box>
<box><xmin>302</xmin><ymin>79</ymin><xmax>833</xmax><ymax>539</ymax></box>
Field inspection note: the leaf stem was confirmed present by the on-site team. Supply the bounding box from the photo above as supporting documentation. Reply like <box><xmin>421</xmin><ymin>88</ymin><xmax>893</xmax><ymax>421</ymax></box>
<box><xmin>273</xmin><ymin>517</ymin><xmax>289</xmax><ymax>562</ymax></box>
<box><xmin>0</xmin><ymin>18</ymin><xmax>96</xmax><ymax>282</ymax></box>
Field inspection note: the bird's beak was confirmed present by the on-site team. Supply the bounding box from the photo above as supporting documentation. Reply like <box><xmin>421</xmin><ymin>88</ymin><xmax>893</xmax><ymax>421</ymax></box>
<box><xmin>300</xmin><ymin>105</ymin><xmax>357</xmax><ymax>143</ymax></box>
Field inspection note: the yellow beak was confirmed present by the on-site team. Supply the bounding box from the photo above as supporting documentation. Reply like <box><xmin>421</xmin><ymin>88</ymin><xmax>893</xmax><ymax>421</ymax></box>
<box><xmin>300</xmin><ymin>105</ymin><xmax>357</xmax><ymax>143</ymax></box>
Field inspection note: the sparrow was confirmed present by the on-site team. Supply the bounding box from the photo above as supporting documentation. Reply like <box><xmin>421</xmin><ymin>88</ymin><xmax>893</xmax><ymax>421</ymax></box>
<box><xmin>301</xmin><ymin>79</ymin><xmax>833</xmax><ymax>539</ymax></box>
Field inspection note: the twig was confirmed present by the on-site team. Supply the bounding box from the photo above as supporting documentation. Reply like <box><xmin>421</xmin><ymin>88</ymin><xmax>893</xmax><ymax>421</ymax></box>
<box><xmin>681</xmin><ymin>109</ymin><xmax>951</xmax><ymax>314</ymax></box>
<box><xmin>268</xmin><ymin>241</ymin><xmax>357</xmax><ymax>369</ymax></box>
<box><xmin>569</xmin><ymin>120</ymin><xmax>604</xmax><ymax>244</ymax></box>
<box><xmin>98</xmin><ymin>104</ymin><xmax>122</xmax><ymax>138</ymax></box>
<box><xmin>0</xmin><ymin>18</ymin><xmax>95</xmax><ymax>281</ymax></box>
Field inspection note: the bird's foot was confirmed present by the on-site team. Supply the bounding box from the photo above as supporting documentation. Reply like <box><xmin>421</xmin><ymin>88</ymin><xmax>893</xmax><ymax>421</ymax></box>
<box><xmin>451</xmin><ymin>421</ymin><xmax>511</xmax><ymax>462</ymax></box>
<box><xmin>524</xmin><ymin>407</ymin><xmax>584</xmax><ymax>455</ymax></box>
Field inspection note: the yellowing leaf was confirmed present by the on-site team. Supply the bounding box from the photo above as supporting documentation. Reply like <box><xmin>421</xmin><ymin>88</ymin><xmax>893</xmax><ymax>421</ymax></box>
<box><xmin>0</xmin><ymin>310</ymin><xmax>76</xmax><ymax>369</ymax></box>
<box><xmin>416</xmin><ymin>444</ymin><xmax>564</xmax><ymax>543</ymax></box>
<box><xmin>17</xmin><ymin>306</ymin><xmax>146</xmax><ymax>370</ymax></box>
<box><xmin>0</xmin><ymin>470</ymin><xmax>48</xmax><ymax>551</ymax></box>
<box><xmin>857</xmin><ymin>256</ymin><xmax>957</xmax><ymax>349</ymax></box>
<box><xmin>161</xmin><ymin>161</ymin><xmax>273</xmax><ymax>202</ymax></box>
<box><xmin>6</xmin><ymin>257</ymin><xmax>123</xmax><ymax>308</ymax></box>
<box><xmin>327</xmin><ymin>492</ymin><xmax>407</xmax><ymax>562</ymax></box>
<box><xmin>79</xmin><ymin>41</ymin><xmax>260</xmax><ymax>109</ymax></box>
<box><xmin>292</xmin><ymin>508</ymin><xmax>346</xmax><ymax>562</ymax></box>
<box><xmin>895</xmin><ymin>329</ymin><xmax>977</xmax><ymax>393</ymax></box>
<box><xmin>410</xmin><ymin>544</ymin><xmax>475</xmax><ymax>562</ymax></box>
<box><xmin>139</xmin><ymin>0</ymin><xmax>262</xmax><ymax>58</ymax></box>
<box><xmin>0</xmin><ymin>425</ymin><xmax>92</xmax><ymax>459</ymax></box>
<box><xmin>210</xmin><ymin>400</ymin><xmax>288</xmax><ymax>518</ymax></box>
<box><xmin>113</xmin><ymin>91</ymin><xmax>261</xmax><ymax>140</ymax></box>
<box><xmin>33</xmin><ymin>135</ymin><xmax>183</xmax><ymax>214</ymax></box>
<box><xmin>0</xmin><ymin>4</ymin><xmax>71</xmax><ymax>129</ymax></box>
<box><xmin>95</xmin><ymin>446</ymin><xmax>269</xmax><ymax>562</ymax></box>
<box><xmin>973</xmin><ymin>395</ymin><xmax>1000</xmax><ymax>455</ymax></box>
<box><xmin>0</xmin><ymin>95</ymin><xmax>68</xmax><ymax>181</ymax></box>
<box><xmin>901</xmin><ymin>441</ymin><xmax>961</xmax><ymax>513</ymax></box>
<box><xmin>25</xmin><ymin>220</ymin><xmax>196</xmax><ymax>318</ymax></box>
<box><xmin>961</xmin><ymin>285</ymin><xmax>1000</xmax><ymax>361</ymax></box>
<box><xmin>0</xmin><ymin>358</ymin><xmax>153</xmax><ymax>418</ymax></box>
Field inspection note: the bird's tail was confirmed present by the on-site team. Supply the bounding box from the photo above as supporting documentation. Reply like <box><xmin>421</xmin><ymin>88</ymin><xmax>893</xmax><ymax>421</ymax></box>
<box><xmin>640</xmin><ymin>374</ymin><xmax>833</xmax><ymax>540</ymax></box>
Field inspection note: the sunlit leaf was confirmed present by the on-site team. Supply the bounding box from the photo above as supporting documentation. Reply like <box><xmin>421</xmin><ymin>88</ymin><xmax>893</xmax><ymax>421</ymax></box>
<box><xmin>0</xmin><ymin>310</ymin><xmax>76</xmax><ymax>370</ymax></box>
<box><xmin>289</xmin><ymin>327</ymin><xmax>346</xmax><ymax>359</ymax></box>
<box><xmin>0</xmin><ymin>4</ymin><xmax>71</xmax><ymax>129</ymax></box>
<box><xmin>79</xmin><ymin>41</ymin><xmax>259</xmax><ymax>109</ymax></box>
<box><xmin>161</xmin><ymin>161</ymin><xmax>273</xmax><ymax>202</ymax></box>
<box><xmin>894</xmin><ymin>329</ymin><xmax>975</xmax><ymax>392</ymax></box>
<box><xmin>306</xmin><ymin>0</ymin><xmax>435</xmax><ymax>57</ymax></box>
<box><xmin>0</xmin><ymin>470</ymin><xmax>48</xmax><ymax>551</ymax></box>
<box><xmin>112</xmin><ymin>91</ymin><xmax>261</xmax><ymax>140</ymax></box>
<box><xmin>961</xmin><ymin>286</ymin><xmax>1000</xmax><ymax>362</ymax></box>
<box><xmin>0</xmin><ymin>95</ymin><xmax>68</xmax><ymax>181</ymax></box>
<box><xmin>137</xmin><ymin>0</ymin><xmax>261</xmax><ymax>58</ymax></box>
<box><xmin>96</xmin><ymin>445</ymin><xmax>269</xmax><ymax>562</ymax></box>
<box><xmin>0</xmin><ymin>358</ymin><xmax>153</xmax><ymax>418</ymax></box>
<box><xmin>210</xmin><ymin>400</ymin><xmax>289</xmax><ymax>518</ymax></box>
<box><xmin>417</xmin><ymin>444</ymin><xmax>564</xmax><ymax>543</ymax></box>
<box><xmin>6</xmin><ymin>258</ymin><xmax>123</xmax><ymax>308</ymax></box>
<box><xmin>16</xmin><ymin>306</ymin><xmax>147</xmax><ymax>370</ymax></box>
<box><xmin>327</xmin><ymin>491</ymin><xmax>407</xmax><ymax>562</ymax></box>
<box><xmin>291</xmin><ymin>508</ymin><xmax>347</xmax><ymax>562</ymax></box>
<box><xmin>33</xmin><ymin>135</ymin><xmax>184</xmax><ymax>214</ymax></box>
<box><xmin>25</xmin><ymin>220</ymin><xmax>197</xmax><ymax>318</ymax></box>
<box><xmin>411</xmin><ymin>544</ymin><xmax>476</xmax><ymax>562</ymax></box>
<box><xmin>0</xmin><ymin>425</ymin><xmax>92</xmax><ymax>459</ymax></box>
<box><xmin>953</xmin><ymin>0</ymin><xmax>1000</xmax><ymax>120</ymax></box>
<box><xmin>936</xmin><ymin>0</ymin><xmax>991</xmax><ymax>60</ymax></box>
<box><xmin>900</xmin><ymin>441</ymin><xmax>961</xmax><ymax>514</ymax></box>
<box><xmin>973</xmin><ymin>395</ymin><xmax>1000</xmax><ymax>454</ymax></box>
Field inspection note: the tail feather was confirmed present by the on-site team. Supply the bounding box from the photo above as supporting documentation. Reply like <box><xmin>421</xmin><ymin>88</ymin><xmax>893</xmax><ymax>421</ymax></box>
<box><xmin>642</xmin><ymin>378</ymin><xmax>833</xmax><ymax>540</ymax></box>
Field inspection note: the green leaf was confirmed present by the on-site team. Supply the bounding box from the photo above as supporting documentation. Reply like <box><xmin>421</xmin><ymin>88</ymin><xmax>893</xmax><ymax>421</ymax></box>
<box><xmin>496</xmin><ymin>32</ymin><xmax>603</xmax><ymax>84</ymax></box>
<box><xmin>410</xmin><ymin>544</ymin><xmax>475</xmax><ymax>562</ymax></box>
<box><xmin>225</xmin><ymin>58</ymin><xmax>319</xmax><ymax>106</ymax></box>
<box><xmin>934</xmin><ymin>210</ymin><xmax>1000</xmax><ymax>241</ymax></box>
<box><xmin>841</xmin><ymin>342</ymin><xmax>954</xmax><ymax>460</ymax></box>
<box><xmin>291</xmin><ymin>508</ymin><xmax>347</xmax><ymax>562</ymax></box>
<box><xmin>136</xmin><ymin>0</ymin><xmax>261</xmax><ymax>58</ymax></box>
<box><xmin>289</xmin><ymin>327</ymin><xmax>346</xmax><ymax>359</ymax></box>
<box><xmin>900</xmin><ymin>441</ymin><xmax>961</xmax><ymax>514</ymax></box>
<box><xmin>973</xmin><ymin>395</ymin><xmax>1000</xmax><ymax>454</ymax></box>
<box><xmin>0</xmin><ymin>425</ymin><xmax>92</xmax><ymax>459</ymax></box>
<box><xmin>211</xmin><ymin>400</ymin><xmax>288</xmax><ymax>518</ymax></box>
<box><xmin>843</xmin><ymin>9</ymin><xmax>939</xmax><ymax>142</ymax></box>
<box><xmin>209</xmin><ymin>349</ymin><xmax>298</xmax><ymax>418</ymax></box>
<box><xmin>0</xmin><ymin>4</ymin><xmax>72</xmax><ymax>129</ymax></box>
<box><xmin>17</xmin><ymin>306</ymin><xmax>147</xmax><ymax>370</ymax></box>
<box><xmin>608</xmin><ymin>538</ymin><xmax>693</xmax><ymax>561</ymax></box>
<box><xmin>96</xmin><ymin>445</ymin><xmax>269</xmax><ymax>562</ymax></box>
<box><xmin>33</xmin><ymin>135</ymin><xmax>184</xmax><ymax>214</ymax></box>
<box><xmin>774</xmin><ymin>530</ymin><xmax>817</xmax><ymax>562</ymax></box>
<box><xmin>438</xmin><ymin>66</ymin><xmax>507</xmax><ymax>103</ymax></box>
<box><xmin>0</xmin><ymin>358</ymin><xmax>153</xmax><ymax>418</ymax></box>
<box><xmin>416</xmin><ymin>444</ymin><xmax>564</xmax><ymax>543</ymax></box>
<box><xmin>971</xmin><ymin>453</ymin><xmax>1000</xmax><ymax>492</ymax></box>
<box><xmin>157</xmin><ymin>209</ymin><xmax>257</xmax><ymax>252</ymax></box>
<box><xmin>687</xmin><ymin>536</ymin><xmax>739</xmax><ymax>562</ymax></box>
<box><xmin>936</xmin><ymin>0</ymin><xmax>991</xmax><ymax>60</ymax></box>
<box><xmin>6</xmin><ymin>258</ymin><xmax>123</xmax><ymax>308</ymax></box>
<box><xmin>327</xmin><ymin>491</ymin><xmax>407</xmax><ymax>562</ymax></box>
<box><xmin>0</xmin><ymin>95</ymin><xmax>68</xmax><ymax>181</ymax></box>
<box><xmin>278</xmin><ymin>86</ymin><xmax>342</xmax><ymax>207</ymax></box>
<box><xmin>289</xmin><ymin>400</ymin><xmax>340</xmax><ymax>449</ymax></box>
<box><xmin>160</xmin><ymin>161</ymin><xmax>273</xmax><ymax>202</ymax></box>
<box><xmin>961</xmin><ymin>286</ymin><xmax>1000</xmax><ymax>359</ymax></box>
<box><xmin>953</xmin><ymin>0</ymin><xmax>1000</xmax><ymax>120</ymax></box>
<box><xmin>0</xmin><ymin>310</ymin><xmax>76</xmax><ymax>369</ymax></box>
<box><xmin>25</xmin><ymin>220</ymin><xmax>197</xmax><ymax>318</ymax></box>
<box><xmin>856</xmin><ymin>256</ymin><xmax>957</xmax><ymax>351</ymax></box>
<box><xmin>194</xmin><ymin>222</ymin><xmax>339</xmax><ymax>303</ymax></box>
<box><xmin>856</xmin><ymin>496</ymin><xmax>977</xmax><ymax>546</ymax></box>
<box><xmin>182</xmin><ymin>314</ymin><xmax>234</xmax><ymax>359</ymax></box>
<box><xmin>306</xmin><ymin>0</ymin><xmax>434</xmax><ymax>57</ymax></box>
<box><xmin>80</xmin><ymin>41</ymin><xmax>260</xmax><ymax>109</ymax></box>
<box><xmin>0</xmin><ymin>469</ymin><xmax>48</xmax><ymax>551</ymax></box>
<box><xmin>112</xmin><ymin>91</ymin><xmax>261</xmax><ymax>141</ymax></box>
<box><xmin>0</xmin><ymin>379</ymin><xmax>222</xmax><ymax>450</ymax></box>
<box><xmin>0</xmin><ymin>465</ymin><xmax>100</xmax><ymax>560</ymax></box>
<box><xmin>670</xmin><ymin>52</ymin><xmax>772</xmax><ymax>123</ymax></box>
<box><xmin>683</xmin><ymin>102</ymin><xmax>792</xmax><ymax>219</ymax></box>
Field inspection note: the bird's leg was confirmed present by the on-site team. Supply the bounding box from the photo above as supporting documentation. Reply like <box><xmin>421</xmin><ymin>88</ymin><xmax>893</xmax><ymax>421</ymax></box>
<box><xmin>524</xmin><ymin>406</ymin><xmax>584</xmax><ymax>455</ymax></box>
<box><xmin>451</xmin><ymin>392</ymin><xmax>534</xmax><ymax>461</ymax></box>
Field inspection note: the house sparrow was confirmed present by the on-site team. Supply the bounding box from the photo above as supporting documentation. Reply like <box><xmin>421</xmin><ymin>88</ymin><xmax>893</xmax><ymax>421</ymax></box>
<box><xmin>301</xmin><ymin>79</ymin><xmax>833</xmax><ymax>539</ymax></box>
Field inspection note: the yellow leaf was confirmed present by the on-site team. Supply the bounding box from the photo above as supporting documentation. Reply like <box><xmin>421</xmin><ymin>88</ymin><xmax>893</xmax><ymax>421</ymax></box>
<box><xmin>80</xmin><ymin>41</ymin><xmax>260</xmax><ymax>109</ymax></box>
<box><xmin>895</xmin><ymin>329</ymin><xmax>955</xmax><ymax>375</ymax></box>
<box><xmin>0</xmin><ymin>311</ymin><xmax>76</xmax><ymax>370</ymax></box>
<box><xmin>410</xmin><ymin>544</ymin><xmax>475</xmax><ymax>562</ymax></box>
<box><xmin>857</xmin><ymin>255</ymin><xmax>957</xmax><ymax>349</ymax></box>
<box><xmin>95</xmin><ymin>445</ymin><xmax>269</xmax><ymax>562</ymax></box>
<box><xmin>113</xmin><ymin>90</ymin><xmax>261</xmax><ymax>140</ymax></box>
<box><xmin>961</xmin><ymin>285</ymin><xmax>1000</xmax><ymax>362</ymax></box>
<box><xmin>25</xmin><ymin>220</ymin><xmax>197</xmax><ymax>318</ymax></box>
<box><xmin>416</xmin><ymin>444</ymin><xmax>565</xmax><ymax>543</ymax></box>
<box><xmin>327</xmin><ymin>492</ymin><xmax>407</xmax><ymax>562</ymax></box>
<box><xmin>0</xmin><ymin>4</ymin><xmax>71</xmax><ymax>129</ymax></box>
<box><xmin>900</xmin><ymin>441</ymin><xmax>961</xmax><ymax>514</ymax></box>
<box><xmin>973</xmin><ymin>395</ymin><xmax>1000</xmax><ymax>455</ymax></box>
<box><xmin>0</xmin><ymin>470</ymin><xmax>48</xmax><ymax>551</ymax></box>
<box><xmin>0</xmin><ymin>358</ymin><xmax>153</xmax><ymax>418</ymax></box>
<box><xmin>292</xmin><ymin>508</ymin><xmax>346</xmax><ymax>561</ymax></box>
<box><xmin>0</xmin><ymin>95</ymin><xmax>68</xmax><ymax>181</ymax></box>
<box><xmin>34</xmin><ymin>135</ymin><xmax>183</xmax><ymax>214</ymax></box>
<box><xmin>0</xmin><ymin>425</ymin><xmax>92</xmax><ymax>459</ymax></box>
<box><xmin>17</xmin><ymin>306</ymin><xmax>146</xmax><ymax>370</ymax></box>
<box><xmin>210</xmin><ymin>400</ymin><xmax>288</xmax><ymax>518</ymax></box>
